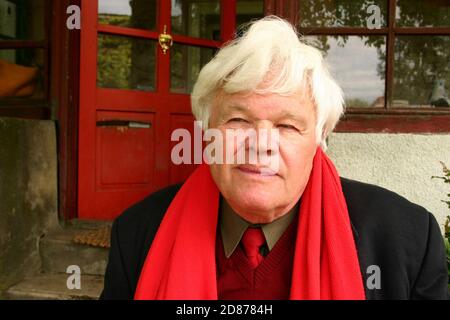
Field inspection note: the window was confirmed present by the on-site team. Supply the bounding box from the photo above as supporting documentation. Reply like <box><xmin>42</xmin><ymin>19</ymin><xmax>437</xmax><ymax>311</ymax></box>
<box><xmin>295</xmin><ymin>0</ymin><xmax>450</xmax><ymax>132</ymax></box>
<box><xmin>0</xmin><ymin>0</ymin><xmax>50</xmax><ymax>118</ymax></box>
<box><xmin>170</xmin><ymin>0</ymin><xmax>221</xmax><ymax>93</ymax></box>
<box><xmin>237</xmin><ymin>0</ymin><xmax>265</xmax><ymax>30</ymax></box>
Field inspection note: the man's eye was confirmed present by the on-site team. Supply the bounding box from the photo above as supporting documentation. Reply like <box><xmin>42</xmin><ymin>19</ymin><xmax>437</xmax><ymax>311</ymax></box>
<box><xmin>277</xmin><ymin>124</ymin><xmax>298</xmax><ymax>131</ymax></box>
<box><xmin>228</xmin><ymin>118</ymin><xmax>248</xmax><ymax>123</ymax></box>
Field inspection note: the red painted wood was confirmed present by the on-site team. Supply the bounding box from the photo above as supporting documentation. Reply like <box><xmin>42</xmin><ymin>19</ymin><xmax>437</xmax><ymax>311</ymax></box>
<box><xmin>78</xmin><ymin>0</ymin><xmax>99</xmax><ymax>219</ymax></box>
<box><xmin>264</xmin><ymin>0</ymin><xmax>276</xmax><ymax>15</ymax></box>
<box><xmin>169</xmin><ymin>114</ymin><xmax>201</xmax><ymax>184</ymax></box>
<box><xmin>54</xmin><ymin>0</ymin><xmax>80</xmax><ymax>220</ymax></box>
<box><xmin>97</xmin><ymin>25</ymin><xmax>159</xmax><ymax>40</ymax></box>
<box><xmin>222</xmin><ymin>0</ymin><xmax>236</xmax><ymax>42</ymax></box>
<box><xmin>335</xmin><ymin>114</ymin><xmax>450</xmax><ymax>133</ymax></box>
<box><xmin>78</xmin><ymin>0</ymin><xmax>228</xmax><ymax>220</ymax></box>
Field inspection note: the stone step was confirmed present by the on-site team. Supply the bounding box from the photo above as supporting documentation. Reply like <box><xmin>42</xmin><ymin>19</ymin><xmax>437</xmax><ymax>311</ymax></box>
<box><xmin>63</xmin><ymin>219</ymin><xmax>112</xmax><ymax>230</ymax></box>
<box><xmin>4</xmin><ymin>273</ymin><xmax>104</xmax><ymax>300</ymax></box>
<box><xmin>40</xmin><ymin>227</ymin><xmax>109</xmax><ymax>276</ymax></box>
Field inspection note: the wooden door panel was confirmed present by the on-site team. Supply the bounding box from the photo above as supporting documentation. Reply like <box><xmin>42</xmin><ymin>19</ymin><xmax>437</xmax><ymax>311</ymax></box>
<box><xmin>169</xmin><ymin>113</ymin><xmax>201</xmax><ymax>184</ymax></box>
<box><xmin>96</xmin><ymin>111</ymin><xmax>155</xmax><ymax>187</ymax></box>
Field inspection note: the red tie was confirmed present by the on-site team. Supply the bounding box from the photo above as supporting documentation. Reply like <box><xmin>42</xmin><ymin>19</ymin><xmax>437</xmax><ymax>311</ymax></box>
<box><xmin>241</xmin><ymin>227</ymin><xmax>266</xmax><ymax>268</ymax></box>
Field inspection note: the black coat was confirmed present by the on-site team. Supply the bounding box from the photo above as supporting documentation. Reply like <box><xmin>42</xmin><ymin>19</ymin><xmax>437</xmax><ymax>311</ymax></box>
<box><xmin>100</xmin><ymin>178</ymin><xmax>449</xmax><ymax>300</ymax></box>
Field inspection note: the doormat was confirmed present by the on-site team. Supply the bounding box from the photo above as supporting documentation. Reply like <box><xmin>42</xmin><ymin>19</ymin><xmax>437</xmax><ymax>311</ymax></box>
<box><xmin>73</xmin><ymin>226</ymin><xmax>111</xmax><ymax>248</ymax></box>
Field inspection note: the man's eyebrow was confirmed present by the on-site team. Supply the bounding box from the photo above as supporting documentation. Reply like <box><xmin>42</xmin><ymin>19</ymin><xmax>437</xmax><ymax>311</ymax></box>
<box><xmin>222</xmin><ymin>104</ymin><xmax>249</xmax><ymax>113</ymax></box>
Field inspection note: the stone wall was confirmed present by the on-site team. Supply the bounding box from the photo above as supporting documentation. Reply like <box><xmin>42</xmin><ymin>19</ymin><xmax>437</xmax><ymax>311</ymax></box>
<box><xmin>0</xmin><ymin>117</ymin><xmax>59</xmax><ymax>296</ymax></box>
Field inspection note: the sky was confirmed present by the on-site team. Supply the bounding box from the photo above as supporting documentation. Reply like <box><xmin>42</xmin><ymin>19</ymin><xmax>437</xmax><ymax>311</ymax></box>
<box><xmin>98</xmin><ymin>0</ymin><xmax>131</xmax><ymax>15</ymax></box>
<box><xmin>324</xmin><ymin>36</ymin><xmax>385</xmax><ymax>105</ymax></box>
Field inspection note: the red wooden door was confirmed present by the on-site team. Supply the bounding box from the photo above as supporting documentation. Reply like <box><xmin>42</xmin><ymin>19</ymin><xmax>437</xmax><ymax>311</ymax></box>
<box><xmin>78</xmin><ymin>0</ymin><xmax>238</xmax><ymax>220</ymax></box>
<box><xmin>78</xmin><ymin>0</ymin><xmax>268</xmax><ymax>219</ymax></box>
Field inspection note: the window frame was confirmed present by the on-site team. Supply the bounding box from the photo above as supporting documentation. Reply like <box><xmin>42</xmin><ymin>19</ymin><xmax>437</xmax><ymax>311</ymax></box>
<box><xmin>0</xmin><ymin>0</ymin><xmax>52</xmax><ymax>119</ymax></box>
<box><xmin>284</xmin><ymin>0</ymin><xmax>450</xmax><ymax>132</ymax></box>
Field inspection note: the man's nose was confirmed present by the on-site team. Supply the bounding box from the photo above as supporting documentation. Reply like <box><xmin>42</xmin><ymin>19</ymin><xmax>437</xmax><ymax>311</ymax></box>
<box><xmin>247</xmin><ymin>122</ymin><xmax>280</xmax><ymax>156</ymax></box>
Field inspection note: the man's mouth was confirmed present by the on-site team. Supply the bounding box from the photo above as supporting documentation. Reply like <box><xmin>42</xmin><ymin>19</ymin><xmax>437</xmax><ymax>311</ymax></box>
<box><xmin>236</xmin><ymin>165</ymin><xmax>278</xmax><ymax>176</ymax></box>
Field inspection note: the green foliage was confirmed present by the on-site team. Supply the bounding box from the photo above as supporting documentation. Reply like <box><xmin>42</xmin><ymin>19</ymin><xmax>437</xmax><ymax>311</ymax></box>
<box><xmin>344</xmin><ymin>98</ymin><xmax>370</xmax><ymax>108</ymax></box>
<box><xmin>97</xmin><ymin>15</ymin><xmax>156</xmax><ymax>91</ymax></box>
<box><xmin>444</xmin><ymin>217</ymin><xmax>450</xmax><ymax>283</ymax></box>
<box><xmin>432</xmin><ymin>161</ymin><xmax>450</xmax><ymax>209</ymax></box>
<box><xmin>432</xmin><ymin>162</ymin><xmax>450</xmax><ymax>285</ymax></box>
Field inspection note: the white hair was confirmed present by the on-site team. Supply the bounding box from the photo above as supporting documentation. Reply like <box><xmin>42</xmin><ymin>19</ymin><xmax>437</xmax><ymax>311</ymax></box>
<box><xmin>191</xmin><ymin>16</ymin><xmax>345</xmax><ymax>150</ymax></box>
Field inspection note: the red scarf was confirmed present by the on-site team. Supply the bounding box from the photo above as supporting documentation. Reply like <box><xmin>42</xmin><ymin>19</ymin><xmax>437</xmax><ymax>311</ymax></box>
<box><xmin>134</xmin><ymin>147</ymin><xmax>366</xmax><ymax>300</ymax></box>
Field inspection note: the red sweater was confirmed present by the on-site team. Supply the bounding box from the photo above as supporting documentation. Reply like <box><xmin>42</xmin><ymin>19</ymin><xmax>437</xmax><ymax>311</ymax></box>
<box><xmin>216</xmin><ymin>216</ymin><xmax>298</xmax><ymax>299</ymax></box>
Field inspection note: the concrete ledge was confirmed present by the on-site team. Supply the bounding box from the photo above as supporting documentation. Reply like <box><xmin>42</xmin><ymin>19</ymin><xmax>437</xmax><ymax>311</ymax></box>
<box><xmin>40</xmin><ymin>228</ymin><xmax>109</xmax><ymax>276</ymax></box>
<box><xmin>4</xmin><ymin>273</ymin><xmax>103</xmax><ymax>300</ymax></box>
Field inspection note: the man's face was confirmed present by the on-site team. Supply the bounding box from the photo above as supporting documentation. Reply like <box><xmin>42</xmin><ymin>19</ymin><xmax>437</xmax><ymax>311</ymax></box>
<box><xmin>208</xmin><ymin>89</ymin><xmax>318</xmax><ymax>224</ymax></box>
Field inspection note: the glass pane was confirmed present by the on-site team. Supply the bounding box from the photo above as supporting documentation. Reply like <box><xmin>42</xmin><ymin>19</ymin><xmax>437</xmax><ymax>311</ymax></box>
<box><xmin>0</xmin><ymin>48</ymin><xmax>45</xmax><ymax>99</ymax></box>
<box><xmin>97</xmin><ymin>34</ymin><xmax>156</xmax><ymax>91</ymax></box>
<box><xmin>236</xmin><ymin>0</ymin><xmax>264</xmax><ymax>36</ymax></box>
<box><xmin>392</xmin><ymin>36</ymin><xmax>450</xmax><ymax>108</ymax></box>
<box><xmin>98</xmin><ymin>0</ymin><xmax>157</xmax><ymax>31</ymax></box>
<box><xmin>298</xmin><ymin>0</ymin><xmax>387</xmax><ymax>28</ymax></box>
<box><xmin>171</xmin><ymin>0</ymin><xmax>221</xmax><ymax>40</ymax></box>
<box><xmin>396</xmin><ymin>0</ymin><xmax>450</xmax><ymax>27</ymax></box>
<box><xmin>170</xmin><ymin>44</ymin><xmax>216</xmax><ymax>94</ymax></box>
<box><xmin>0</xmin><ymin>0</ymin><xmax>46</xmax><ymax>40</ymax></box>
<box><xmin>304</xmin><ymin>36</ymin><xmax>386</xmax><ymax>108</ymax></box>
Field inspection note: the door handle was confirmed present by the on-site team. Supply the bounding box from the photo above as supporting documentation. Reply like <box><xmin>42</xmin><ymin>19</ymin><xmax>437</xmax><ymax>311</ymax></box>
<box><xmin>158</xmin><ymin>25</ymin><xmax>173</xmax><ymax>55</ymax></box>
<box><xmin>96</xmin><ymin>120</ymin><xmax>152</xmax><ymax>129</ymax></box>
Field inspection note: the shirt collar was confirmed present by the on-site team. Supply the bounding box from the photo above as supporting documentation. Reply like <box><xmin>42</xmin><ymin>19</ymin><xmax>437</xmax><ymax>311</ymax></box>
<box><xmin>219</xmin><ymin>197</ymin><xmax>299</xmax><ymax>258</ymax></box>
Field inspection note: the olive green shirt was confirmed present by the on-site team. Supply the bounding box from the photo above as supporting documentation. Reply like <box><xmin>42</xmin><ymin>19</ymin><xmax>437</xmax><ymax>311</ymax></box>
<box><xmin>219</xmin><ymin>197</ymin><xmax>299</xmax><ymax>258</ymax></box>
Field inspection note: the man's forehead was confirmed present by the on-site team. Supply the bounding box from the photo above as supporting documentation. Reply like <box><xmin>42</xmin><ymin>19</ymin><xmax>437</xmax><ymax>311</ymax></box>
<box><xmin>219</xmin><ymin>92</ymin><xmax>314</xmax><ymax>117</ymax></box>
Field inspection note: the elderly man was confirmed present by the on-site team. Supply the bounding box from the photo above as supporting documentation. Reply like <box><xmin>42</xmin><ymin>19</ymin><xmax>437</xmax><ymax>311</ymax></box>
<box><xmin>100</xmin><ymin>17</ymin><xmax>448</xmax><ymax>300</ymax></box>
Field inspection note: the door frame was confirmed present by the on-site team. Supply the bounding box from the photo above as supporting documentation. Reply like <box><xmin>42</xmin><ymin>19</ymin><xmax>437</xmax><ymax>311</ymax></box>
<box><xmin>53</xmin><ymin>0</ymin><xmax>81</xmax><ymax>220</ymax></box>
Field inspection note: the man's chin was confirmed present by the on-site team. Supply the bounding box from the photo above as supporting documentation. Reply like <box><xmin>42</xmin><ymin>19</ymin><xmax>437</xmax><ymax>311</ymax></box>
<box><xmin>229</xmin><ymin>191</ymin><xmax>278</xmax><ymax>214</ymax></box>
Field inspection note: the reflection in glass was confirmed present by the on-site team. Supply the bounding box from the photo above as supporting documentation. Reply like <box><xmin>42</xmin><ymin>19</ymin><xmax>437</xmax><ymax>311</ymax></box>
<box><xmin>393</xmin><ymin>36</ymin><xmax>450</xmax><ymax>108</ymax></box>
<box><xmin>171</xmin><ymin>0</ymin><xmax>221</xmax><ymax>40</ymax></box>
<box><xmin>236</xmin><ymin>0</ymin><xmax>264</xmax><ymax>34</ymax></box>
<box><xmin>98</xmin><ymin>0</ymin><xmax>157</xmax><ymax>30</ymax></box>
<box><xmin>298</xmin><ymin>0</ymin><xmax>387</xmax><ymax>28</ymax></box>
<box><xmin>170</xmin><ymin>44</ymin><xmax>216</xmax><ymax>94</ymax></box>
<box><xmin>97</xmin><ymin>34</ymin><xmax>156</xmax><ymax>91</ymax></box>
<box><xmin>0</xmin><ymin>0</ymin><xmax>46</xmax><ymax>40</ymax></box>
<box><xmin>396</xmin><ymin>0</ymin><xmax>450</xmax><ymax>27</ymax></box>
<box><xmin>304</xmin><ymin>36</ymin><xmax>386</xmax><ymax>108</ymax></box>
<box><xmin>0</xmin><ymin>49</ymin><xmax>44</xmax><ymax>99</ymax></box>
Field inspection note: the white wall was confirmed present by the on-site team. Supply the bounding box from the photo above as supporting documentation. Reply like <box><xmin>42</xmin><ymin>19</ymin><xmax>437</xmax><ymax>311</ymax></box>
<box><xmin>327</xmin><ymin>133</ymin><xmax>450</xmax><ymax>234</ymax></box>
